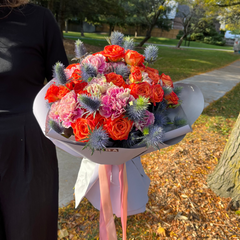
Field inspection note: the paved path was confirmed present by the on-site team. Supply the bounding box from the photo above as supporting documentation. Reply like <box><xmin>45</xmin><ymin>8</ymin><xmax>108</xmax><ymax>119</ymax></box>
<box><xmin>58</xmin><ymin>59</ymin><xmax>240</xmax><ymax>207</ymax></box>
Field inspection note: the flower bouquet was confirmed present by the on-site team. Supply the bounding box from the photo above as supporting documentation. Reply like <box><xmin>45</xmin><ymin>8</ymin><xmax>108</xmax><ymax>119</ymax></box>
<box><xmin>33</xmin><ymin>32</ymin><xmax>203</xmax><ymax>165</ymax></box>
<box><xmin>33</xmin><ymin>31</ymin><xmax>204</xmax><ymax>240</ymax></box>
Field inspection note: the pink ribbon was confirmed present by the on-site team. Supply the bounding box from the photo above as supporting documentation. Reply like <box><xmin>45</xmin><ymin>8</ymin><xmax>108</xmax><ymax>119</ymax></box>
<box><xmin>99</xmin><ymin>163</ymin><xmax>128</xmax><ymax>240</ymax></box>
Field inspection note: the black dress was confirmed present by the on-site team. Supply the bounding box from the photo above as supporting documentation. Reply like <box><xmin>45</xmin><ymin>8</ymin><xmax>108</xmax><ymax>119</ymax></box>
<box><xmin>0</xmin><ymin>4</ymin><xmax>68</xmax><ymax>240</ymax></box>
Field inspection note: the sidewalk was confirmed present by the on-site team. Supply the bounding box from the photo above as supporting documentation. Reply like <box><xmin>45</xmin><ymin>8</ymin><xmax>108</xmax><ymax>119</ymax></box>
<box><xmin>58</xmin><ymin>60</ymin><xmax>240</xmax><ymax>207</ymax></box>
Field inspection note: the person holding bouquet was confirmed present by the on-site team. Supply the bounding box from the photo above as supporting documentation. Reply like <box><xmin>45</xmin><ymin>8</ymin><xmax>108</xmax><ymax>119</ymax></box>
<box><xmin>0</xmin><ymin>0</ymin><xmax>68</xmax><ymax>239</ymax></box>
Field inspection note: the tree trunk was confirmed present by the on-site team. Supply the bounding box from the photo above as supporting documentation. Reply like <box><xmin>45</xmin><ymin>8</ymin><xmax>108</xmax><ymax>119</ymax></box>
<box><xmin>207</xmin><ymin>113</ymin><xmax>240</xmax><ymax>209</ymax></box>
<box><xmin>65</xmin><ymin>19</ymin><xmax>68</xmax><ymax>33</ymax></box>
<box><xmin>176</xmin><ymin>34</ymin><xmax>186</xmax><ymax>48</ymax></box>
<box><xmin>48</xmin><ymin>0</ymin><xmax>55</xmax><ymax>13</ymax></box>
<box><xmin>58</xmin><ymin>0</ymin><xmax>65</xmax><ymax>39</ymax></box>
<box><xmin>79</xmin><ymin>19</ymin><xmax>84</xmax><ymax>37</ymax></box>
<box><xmin>108</xmin><ymin>24</ymin><xmax>115</xmax><ymax>36</ymax></box>
<box><xmin>137</xmin><ymin>9</ymin><xmax>162</xmax><ymax>47</ymax></box>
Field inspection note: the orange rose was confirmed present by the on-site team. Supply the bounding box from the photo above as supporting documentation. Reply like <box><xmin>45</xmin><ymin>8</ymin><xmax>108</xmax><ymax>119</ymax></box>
<box><xmin>71</xmin><ymin>69</ymin><xmax>82</xmax><ymax>81</ymax></box>
<box><xmin>65</xmin><ymin>81</ymin><xmax>75</xmax><ymax>90</ymax></box>
<box><xmin>160</xmin><ymin>73</ymin><xmax>173</xmax><ymax>88</ymax></box>
<box><xmin>165</xmin><ymin>92</ymin><xmax>179</xmax><ymax>105</ymax></box>
<box><xmin>57</xmin><ymin>85</ymin><xmax>70</xmax><ymax>99</ymax></box>
<box><xmin>103</xmin><ymin>45</ymin><xmax>125</xmax><ymax>62</ymax></box>
<box><xmin>129</xmin><ymin>66</ymin><xmax>142</xmax><ymax>83</ymax></box>
<box><xmin>106</xmin><ymin>116</ymin><xmax>133</xmax><ymax>140</ymax></box>
<box><xmin>45</xmin><ymin>83</ymin><xmax>60</xmax><ymax>103</ymax></box>
<box><xmin>150</xmin><ymin>84</ymin><xmax>164</xmax><ymax>105</ymax></box>
<box><xmin>66</xmin><ymin>63</ymin><xmax>79</xmax><ymax>70</ymax></box>
<box><xmin>71</xmin><ymin>118</ymin><xmax>95</xmax><ymax>142</ymax></box>
<box><xmin>125</xmin><ymin>50</ymin><xmax>145</xmax><ymax>66</ymax></box>
<box><xmin>105</xmin><ymin>72</ymin><xmax>125</xmax><ymax>87</ymax></box>
<box><xmin>130</xmin><ymin>82</ymin><xmax>152</xmax><ymax>99</ymax></box>
<box><xmin>144</xmin><ymin>67</ymin><xmax>160</xmax><ymax>84</ymax></box>
<box><xmin>87</xmin><ymin>112</ymin><xmax>107</xmax><ymax>128</ymax></box>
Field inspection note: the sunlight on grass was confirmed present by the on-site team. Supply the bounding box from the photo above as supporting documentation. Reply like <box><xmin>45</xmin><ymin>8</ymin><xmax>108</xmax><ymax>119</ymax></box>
<box><xmin>186</xmin><ymin>59</ymin><xmax>212</xmax><ymax>65</ymax></box>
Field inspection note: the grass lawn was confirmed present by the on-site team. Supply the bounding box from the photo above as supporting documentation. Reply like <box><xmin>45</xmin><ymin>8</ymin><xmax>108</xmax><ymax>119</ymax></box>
<box><xmin>63</xmin><ymin>31</ymin><xmax>233</xmax><ymax>50</ymax></box>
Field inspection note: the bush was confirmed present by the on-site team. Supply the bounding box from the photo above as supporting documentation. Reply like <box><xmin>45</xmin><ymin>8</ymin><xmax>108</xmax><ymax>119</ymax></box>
<box><xmin>190</xmin><ymin>32</ymin><xmax>204</xmax><ymax>41</ymax></box>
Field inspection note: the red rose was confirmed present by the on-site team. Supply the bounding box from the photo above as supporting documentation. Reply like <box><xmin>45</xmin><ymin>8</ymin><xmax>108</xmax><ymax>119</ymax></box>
<box><xmin>103</xmin><ymin>45</ymin><xmax>125</xmax><ymax>62</ymax></box>
<box><xmin>106</xmin><ymin>116</ymin><xmax>133</xmax><ymax>140</ymax></box>
<box><xmin>160</xmin><ymin>73</ymin><xmax>173</xmax><ymax>88</ymax></box>
<box><xmin>129</xmin><ymin>66</ymin><xmax>142</xmax><ymax>83</ymax></box>
<box><xmin>105</xmin><ymin>72</ymin><xmax>125</xmax><ymax>87</ymax></box>
<box><xmin>165</xmin><ymin>92</ymin><xmax>179</xmax><ymax>105</ymax></box>
<box><xmin>71</xmin><ymin>117</ymin><xmax>95</xmax><ymax>142</ymax></box>
<box><xmin>45</xmin><ymin>83</ymin><xmax>60</xmax><ymax>103</ymax></box>
<box><xmin>66</xmin><ymin>63</ymin><xmax>79</xmax><ymax>70</ymax></box>
<box><xmin>57</xmin><ymin>85</ymin><xmax>70</xmax><ymax>99</ymax></box>
<box><xmin>130</xmin><ymin>82</ymin><xmax>152</xmax><ymax>99</ymax></box>
<box><xmin>144</xmin><ymin>67</ymin><xmax>160</xmax><ymax>84</ymax></box>
<box><xmin>150</xmin><ymin>84</ymin><xmax>164</xmax><ymax>106</ymax></box>
<box><xmin>125</xmin><ymin>50</ymin><xmax>145</xmax><ymax>66</ymax></box>
<box><xmin>74</xmin><ymin>82</ymin><xmax>88</xmax><ymax>94</ymax></box>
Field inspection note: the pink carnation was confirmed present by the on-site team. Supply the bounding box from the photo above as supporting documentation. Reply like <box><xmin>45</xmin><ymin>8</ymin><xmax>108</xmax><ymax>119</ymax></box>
<box><xmin>99</xmin><ymin>86</ymin><xmax>133</xmax><ymax>119</ymax></box>
<box><xmin>135</xmin><ymin>110</ymin><xmax>155</xmax><ymax>131</ymax></box>
<box><xmin>81</xmin><ymin>54</ymin><xmax>106</xmax><ymax>74</ymax></box>
<box><xmin>49</xmin><ymin>91</ymin><xmax>83</xmax><ymax>128</ymax></box>
<box><xmin>104</xmin><ymin>61</ymin><xmax>126</xmax><ymax>74</ymax></box>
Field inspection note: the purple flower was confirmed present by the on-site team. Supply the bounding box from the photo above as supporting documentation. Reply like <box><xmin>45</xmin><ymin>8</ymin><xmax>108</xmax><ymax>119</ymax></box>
<box><xmin>135</xmin><ymin>110</ymin><xmax>155</xmax><ymax>131</ymax></box>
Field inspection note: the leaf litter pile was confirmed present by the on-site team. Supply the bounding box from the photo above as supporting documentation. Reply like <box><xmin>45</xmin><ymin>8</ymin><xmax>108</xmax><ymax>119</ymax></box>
<box><xmin>59</xmin><ymin>41</ymin><xmax>240</xmax><ymax>239</ymax></box>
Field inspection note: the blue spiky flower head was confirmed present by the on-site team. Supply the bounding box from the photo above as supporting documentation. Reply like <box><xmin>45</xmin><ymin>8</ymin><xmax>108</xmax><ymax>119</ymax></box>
<box><xmin>78</xmin><ymin>94</ymin><xmax>101</xmax><ymax>114</ymax></box>
<box><xmin>83</xmin><ymin>126</ymin><xmax>109</xmax><ymax>154</ymax></box>
<box><xmin>75</xmin><ymin>39</ymin><xmax>87</xmax><ymax>59</ymax></box>
<box><xmin>144</xmin><ymin>45</ymin><xmax>158</xmax><ymax>64</ymax></box>
<box><xmin>162</xmin><ymin>86</ymin><xmax>173</xmax><ymax>95</ymax></box>
<box><xmin>109</xmin><ymin>31</ymin><xmax>124</xmax><ymax>46</ymax></box>
<box><xmin>140</xmin><ymin>125</ymin><xmax>164</xmax><ymax>149</ymax></box>
<box><xmin>115</xmin><ymin>64</ymin><xmax>130</xmax><ymax>80</ymax></box>
<box><xmin>173</xmin><ymin>85</ymin><xmax>183</xmax><ymax>96</ymax></box>
<box><xmin>80</xmin><ymin>63</ymin><xmax>97</xmax><ymax>82</ymax></box>
<box><xmin>154</xmin><ymin>112</ymin><xmax>169</xmax><ymax>127</ymax></box>
<box><xmin>49</xmin><ymin>119</ymin><xmax>64</xmax><ymax>134</ymax></box>
<box><xmin>53</xmin><ymin>62</ymin><xmax>67</xmax><ymax>84</ymax></box>
<box><xmin>173</xmin><ymin>116</ymin><xmax>187</xmax><ymax>128</ymax></box>
<box><xmin>123</xmin><ymin>36</ymin><xmax>135</xmax><ymax>50</ymax></box>
<box><xmin>126</xmin><ymin>96</ymin><xmax>150</xmax><ymax>121</ymax></box>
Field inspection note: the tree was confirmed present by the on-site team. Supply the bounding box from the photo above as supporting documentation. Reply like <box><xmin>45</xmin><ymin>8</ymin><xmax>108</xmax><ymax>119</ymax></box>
<box><xmin>204</xmin><ymin>0</ymin><xmax>240</xmax><ymax>30</ymax></box>
<box><xmin>207</xmin><ymin>114</ymin><xmax>240</xmax><ymax>210</ymax></box>
<box><xmin>128</xmin><ymin>0</ymin><xmax>171</xmax><ymax>47</ymax></box>
<box><xmin>175</xmin><ymin>1</ymin><xmax>207</xmax><ymax>48</ymax></box>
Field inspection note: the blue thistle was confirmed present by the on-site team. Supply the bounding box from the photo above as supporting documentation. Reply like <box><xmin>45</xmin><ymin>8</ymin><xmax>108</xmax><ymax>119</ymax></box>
<box><xmin>110</xmin><ymin>31</ymin><xmax>124</xmax><ymax>46</ymax></box>
<box><xmin>144</xmin><ymin>45</ymin><xmax>158</xmax><ymax>64</ymax></box>
<box><xmin>80</xmin><ymin>63</ymin><xmax>97</xmax><ymax>82</ymax></box>
<box><xmin>140</xmin><ymin>125</ymin><xmax>164</xmax><ymax>149</ymax></box>
<box><xmin>75</xmin><ymin>39</ymin><xmax>87</xmax><ymax>59</ymax></box>
<box><xmin>120</xmin><ymin>130</ymin><xmax>143</xmax><ymax>148</ymax></box>
<box><xmin>126</xmin><ymin>96</ymin><xmax>150</xmax><ymax>121</ymax></box>
<box><xmin>83</xmin><ymin>127</ymin><xmax>109</xmax><ymax>154</ymax></box>
<box><xmin>154</xmin><ymin>112</ymin><xmax>169</xmax><ymax>127</ymax></box>
<box><xmin>173</xmin><ymin>116</ymin><xmax>187</xmax><ymax>128</ymax></box>
<box><xmin>49</xmin><ymin>120</ymin><xmax>64</xmax><ymax>134</ymax></box>
<box><xmin>78</xmin><ymin>94</ymin><xmax>101</xmax><ymax>113</ymax></box>
<box><xmin>162</xmin><ymin>86</ymin><xmax>173</xmax><ymax>95</ymax></box>
<box><xmin>115</xmin><ymin>64</ymin><xmax>130</xmax><ymax>79</ymax></box>
<box><xmin>123</xmin><ymin>36</ymin><xmax>135</xmax><ymax>50</ymax></box>
<box><xmin>53</xmin><ymin>62</ymin><xmax>67</xmax><ymax>84</ymax></box>
<box><xmin>173</xmin><ymin>86</ymin><xmax>183</xmax><ymax>96</ymax></box>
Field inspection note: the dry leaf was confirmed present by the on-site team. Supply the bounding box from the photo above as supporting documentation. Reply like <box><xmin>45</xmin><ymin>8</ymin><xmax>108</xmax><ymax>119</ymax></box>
<box><xmin>58</xmin><ymin>229</ymin><xmax>69</xmax><ymax>239</ymax></box>
<box><xmin>156</xmin><ymin>224</ymin><xmax>166</xmax><ymax>237</ymax></box>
